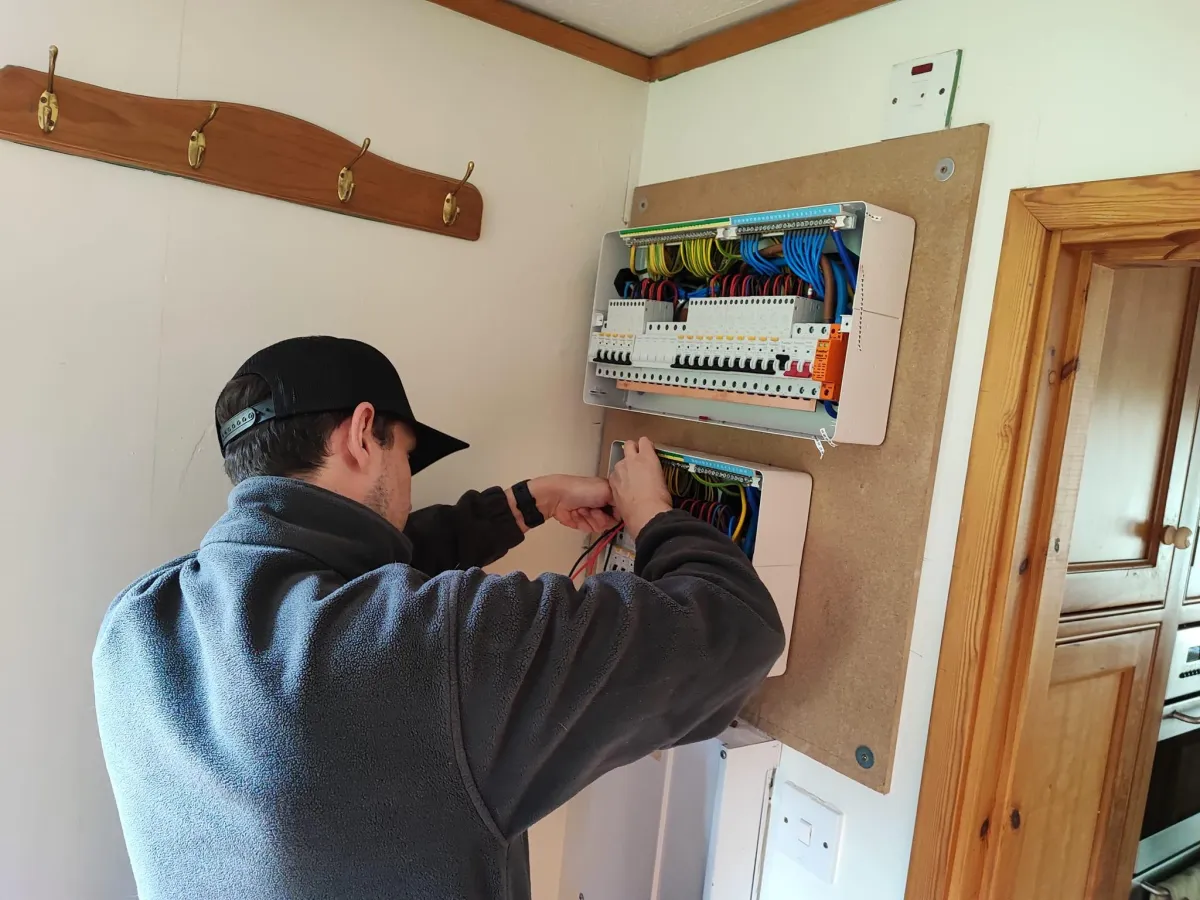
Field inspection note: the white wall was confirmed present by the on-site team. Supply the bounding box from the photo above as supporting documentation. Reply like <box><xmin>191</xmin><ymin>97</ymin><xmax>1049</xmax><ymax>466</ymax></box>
<box><xmin>639</xmin><ymin>0</ymin><xmax>1200</xmax><ymax>897</ymax></box>
<box><xmin>0</xmin><ymin>2</ymin><xmax>645</xmax><ymax>898</ymax></box>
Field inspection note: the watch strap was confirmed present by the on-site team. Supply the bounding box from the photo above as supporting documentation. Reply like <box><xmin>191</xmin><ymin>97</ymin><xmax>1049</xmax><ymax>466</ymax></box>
<box><xmin>511</xmin><ymin>480</ymin><xmax>545</xmax><ymax>529</ymax></box>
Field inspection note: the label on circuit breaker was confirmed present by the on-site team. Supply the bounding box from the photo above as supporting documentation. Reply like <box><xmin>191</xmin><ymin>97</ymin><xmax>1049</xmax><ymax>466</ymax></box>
<box><xmin>684</xmin><ymin>296</ymin><xmax>821</xmax><ymax>338</ymax></box>
<box><xmin>596</xmin><ymin>363</ymin><xmax>824</xmax><ymax>400</ymax></box>
<box><xmin>605</xmin><ymin>546</ymin><xmax>635</xmax><ymax>574</ymax></box>
<box><xmin>603</xmin><ymin>300</ymin><xmax>674</xmax><ymax>335</ymax></box>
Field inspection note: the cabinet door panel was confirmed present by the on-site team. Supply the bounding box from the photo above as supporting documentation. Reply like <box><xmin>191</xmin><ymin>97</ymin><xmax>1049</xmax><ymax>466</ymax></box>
<box><xmin>1065</xmin><ymin>268</ymin><xmax>1199</xmax><ymax>614</ymax></box>
<box><xmin>1005</xmin><ymin>628</ymin><xmax>1158</xmax><ymax>900</ymax></box>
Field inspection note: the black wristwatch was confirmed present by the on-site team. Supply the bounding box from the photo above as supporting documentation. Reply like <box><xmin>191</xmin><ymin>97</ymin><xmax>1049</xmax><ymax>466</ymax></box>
<box><xmin>511</xmin><ymin>480</ymin><xmax>545</xmax><ymax>529</ymax></box>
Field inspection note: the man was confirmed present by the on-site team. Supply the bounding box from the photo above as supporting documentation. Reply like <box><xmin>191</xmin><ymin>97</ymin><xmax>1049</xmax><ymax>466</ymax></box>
<box><xmin>94</xmin><ymin>336</ymin><xmax>784</xmax><ymax>900</ymax></box>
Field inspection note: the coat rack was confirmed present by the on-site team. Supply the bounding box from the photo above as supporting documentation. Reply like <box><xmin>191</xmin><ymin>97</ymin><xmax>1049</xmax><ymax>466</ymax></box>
<box><xmin>0</xmin><ymin>47</ymin><xmax>483</xmax><ymax>241</ymax></box>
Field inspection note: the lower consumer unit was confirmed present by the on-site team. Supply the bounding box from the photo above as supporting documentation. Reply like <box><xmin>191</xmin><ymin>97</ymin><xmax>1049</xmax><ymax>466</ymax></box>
<box><xmin>584</xmin><ymin>201</ymin><xmax>916</xmax><ymax>446</ymax></box>
<box><xmin>559</xmin><ymin>723</ymin><xmax>783</xmax><ymax>900</ymax></box>
<box><xmin>587</xmin><ymin>442</ymin><xmax>811</xmax><ymax>679</ymax></box>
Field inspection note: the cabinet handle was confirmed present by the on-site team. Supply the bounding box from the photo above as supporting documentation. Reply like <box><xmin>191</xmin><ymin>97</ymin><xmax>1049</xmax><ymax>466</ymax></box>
<box><xmin>1176</xmin><ymin>526</ymin><xmax>1193</xmax><ymax>550</ymax></box>
<box><xmin>1169</xmin><ymin>710</ymin><xmax>1200</xmax><ymax>726</ymax></box>
<box><xmin>1162</xmin><ymin>525</ymin><xmax>1193</xmax><ymax>550</ymax></box>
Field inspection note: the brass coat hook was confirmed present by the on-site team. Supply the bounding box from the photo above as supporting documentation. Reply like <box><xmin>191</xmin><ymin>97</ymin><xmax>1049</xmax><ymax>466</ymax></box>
<box><xmin>337</xmin><ymin>138</ymin><xmax>371</xmax><ymax>203</ymax></box>
<box><xmin>187</xmin><ymin>103</ymin><xmax>220</xmax><ymax>170</ymax></box>
<box><xmin>443</xmin><ymin>161</ymin><xmax>475</xmax><ymax>226</ymax></box>
<box><xmin>38</xmin><ymin>45</ymin><xmax>59</xmax><ymax>134</ymax></box>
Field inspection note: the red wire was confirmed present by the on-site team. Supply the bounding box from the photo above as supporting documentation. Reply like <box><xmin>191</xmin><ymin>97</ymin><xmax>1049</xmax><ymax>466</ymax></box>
<box><xmin>572</xmin><ymin>528</ymin><xmax>621</xmax><ymax>580</ymax></box>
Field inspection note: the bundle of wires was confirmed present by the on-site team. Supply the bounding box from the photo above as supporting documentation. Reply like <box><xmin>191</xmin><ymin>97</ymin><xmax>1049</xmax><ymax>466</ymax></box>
<box><xmin>781</xmin><ymin>229</ymin><xmax>827</xmax><ymax>299</ymax></box>
<box><xmin>740</xmin><ymin>237</ymin><xmax>782</xmax><ymax>277</ymax></box>
<box><xmin>665</xmin><ymin>465</ymin><xmax>760</xmax><ymax>556</ymax></box>
<box><xmin>569</xmin><ymin>522</ymin><xmax>623</xmax><ymax>582</ymax></box>
<box><xmin>780</xmin><ymin>227</ymin><xmax>860</xmax><ymax>323</ymax></box>
<box><xmin>568</xmin><ymin>463</ymin><xmax>763</xmax><ymax>582</ymax></box>
<box><xmin>680</xmin><ymin>238</ymin><xmax>737</xmax><ymax>279</ymax></box>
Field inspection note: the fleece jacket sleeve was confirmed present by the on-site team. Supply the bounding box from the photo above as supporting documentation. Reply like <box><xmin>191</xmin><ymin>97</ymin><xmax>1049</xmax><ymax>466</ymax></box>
<box><xmin>403</xmin><ymin>487</ymin><xmax>525</xmax><ymax>575</ymax></box>
<box><xmin>451</xmin><ymin>509</ymin><xmax>785</xmax><ymax>840</ymax></box>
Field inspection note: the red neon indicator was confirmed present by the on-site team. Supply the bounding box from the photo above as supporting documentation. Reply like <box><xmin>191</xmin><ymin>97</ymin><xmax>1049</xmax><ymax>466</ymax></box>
<box><xmin>911</xmin><ymin>62</ymin><xmax>934</xmax><ymax>75</ymax></box>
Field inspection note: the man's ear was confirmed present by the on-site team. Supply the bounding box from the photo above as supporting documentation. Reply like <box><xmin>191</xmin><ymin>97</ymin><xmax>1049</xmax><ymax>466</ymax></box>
<box><xmin>343</xmin><ymin>402</ymin><xmax>378</xmax><ymax>472</ymax></box>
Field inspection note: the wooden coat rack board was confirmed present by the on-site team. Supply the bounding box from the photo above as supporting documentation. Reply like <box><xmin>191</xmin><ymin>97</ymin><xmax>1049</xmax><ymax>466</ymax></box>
<box><xmin>0</xmin><ymin>48</ymin><xmax>483</xmax><ymax>240</ymax></box>
<box><xmin>603</xmin><ymin>125</ymin><xmax>989</xmax><ymax>791</ymax></box>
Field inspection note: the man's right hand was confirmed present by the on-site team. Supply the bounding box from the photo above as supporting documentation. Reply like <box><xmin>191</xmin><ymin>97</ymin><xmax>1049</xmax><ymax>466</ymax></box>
<box><xmin>610</xmin><ymin>438</ymin><xmax>673</xmax><ymax>540</ymax></box>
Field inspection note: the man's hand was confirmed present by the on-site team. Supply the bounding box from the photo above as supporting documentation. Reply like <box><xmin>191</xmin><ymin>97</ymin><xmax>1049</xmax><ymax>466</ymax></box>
<box><xmin>513</xmin><ymin>475</ymin><xmax>617</xmax><ymax>534</ymax></box>
<box><xmin>610</xmin><ymin>438</ymin><xmax>673</xmax><ymax>540</ymax></box>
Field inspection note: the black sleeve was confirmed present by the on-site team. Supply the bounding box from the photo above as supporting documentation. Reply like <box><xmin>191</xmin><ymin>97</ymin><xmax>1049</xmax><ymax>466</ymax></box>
<box><xmin>404</xmin><ymin>487</ymin><xmax>525</xmax><ymax>575</ymax></box>
<box><xmin>452</xmin><ymin>509</ymin><xmax>785</xmax><ymax>839</ymax></box>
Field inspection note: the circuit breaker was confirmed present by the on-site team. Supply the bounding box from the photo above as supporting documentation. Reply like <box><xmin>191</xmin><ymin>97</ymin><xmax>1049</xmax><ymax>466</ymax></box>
<box><xmin>584</xmin><ymin>201</ymin><xmax>915</xmax><ymax>447</ymax></box>
<box><xmin>597</xmin><ymin>443</ymin><xmax>810</xmax><ymax>679</ymax></box>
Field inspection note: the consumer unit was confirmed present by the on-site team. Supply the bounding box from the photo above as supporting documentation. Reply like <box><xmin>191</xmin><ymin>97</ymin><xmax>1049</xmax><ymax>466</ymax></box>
<box><xmin>594</xmin><ymin>443</ymin><xmax>810</xmax><ymax>678</ymax></box>
<box><xmin>584</xmin><ymin>202</ymin><xmax>916</xmax><ymax>446</ymax></box>
<box><xmin>560</xmin><ymin>723</ymin><xmax>782</xmax><ymax>900</ymax></box>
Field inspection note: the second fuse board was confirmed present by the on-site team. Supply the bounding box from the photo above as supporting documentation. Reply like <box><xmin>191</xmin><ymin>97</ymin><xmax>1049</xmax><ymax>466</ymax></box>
<box><xmin>590</xmin><ymin>442</ymin><xmax>811</xmax><ymax>678</ymax></box>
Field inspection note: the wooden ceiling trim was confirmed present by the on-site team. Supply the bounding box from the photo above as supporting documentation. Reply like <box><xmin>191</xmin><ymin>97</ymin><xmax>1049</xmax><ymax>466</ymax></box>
<box><xmin>425</xmin><ymin>0</ymin><xmax>898</xmax><ymax>83</ymax></box>
<box><xmin>425</xmin><ymin>0</ymin><xmax>654</xmax><ymax>81</ymax></box>
<box><xmin>651</xmin><ymin>0</ymin><xmax>898</xmax><ymax>80</ymax></box>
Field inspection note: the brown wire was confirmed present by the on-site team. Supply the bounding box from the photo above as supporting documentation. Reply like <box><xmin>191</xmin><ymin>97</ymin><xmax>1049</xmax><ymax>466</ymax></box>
<box><xmin>820</xmin><ymin>256</ymin><xmax>835</xmax><ymax>323</ymax></box>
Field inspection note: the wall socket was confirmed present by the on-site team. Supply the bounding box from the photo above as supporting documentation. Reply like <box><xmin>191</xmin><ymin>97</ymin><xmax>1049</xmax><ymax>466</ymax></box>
<box><xmin>772</xmin><ymin>780</ymin><xmax>843</xmax><ymax>883</ymax></box>
<box><xmin>884</xmin><ymin>49</ymin><xmax>962</xmax><ymax>139</ymax></box>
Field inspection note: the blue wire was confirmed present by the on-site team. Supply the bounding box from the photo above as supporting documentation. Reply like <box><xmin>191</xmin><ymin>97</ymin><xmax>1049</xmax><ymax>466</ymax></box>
<box><xmin>741</xmin><ymin>237</ymin><xmax>781</xmax><ymax>276</ymax></box>
<box><xmin>742</xmin><ymin>486</ymin><xmax>760</xmax><ymax>557</ymax></box>
<box><xmin>824</xmin><ymin>400</ymin><xmax>839</xmax><ymax>418</ymax></box>
<box><xmin>832</xmin><ymin>230</ymin><xmax>859</xmax><ymax>287</ymax></box>
<box><xmin>808</xmin><ymin>229</ymin><xmax>825</xmax><ymax>297</ymax></box>
<box><xmin>831</xmin><ymin>261</ymin><xmax>849</xmax><ymax>320</ymax></box>
<box><xmin>783</xmin><ymin>231</ymin><xmax>818</xmax><ymax>293</ymax></box>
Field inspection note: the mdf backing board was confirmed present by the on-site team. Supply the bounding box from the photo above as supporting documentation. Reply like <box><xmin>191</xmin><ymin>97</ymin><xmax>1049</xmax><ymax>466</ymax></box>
<box><xmin>602</xmin><ymin>124</ymin><xmax>988</xmax><ymax>791</ymax></box>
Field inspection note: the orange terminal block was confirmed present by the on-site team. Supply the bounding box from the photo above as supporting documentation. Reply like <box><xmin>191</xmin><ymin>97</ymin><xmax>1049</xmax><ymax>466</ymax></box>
<box><xmin>812</xmin><ymin>325</ymin><xmax>848</xmax><ymax>401</ymax></box>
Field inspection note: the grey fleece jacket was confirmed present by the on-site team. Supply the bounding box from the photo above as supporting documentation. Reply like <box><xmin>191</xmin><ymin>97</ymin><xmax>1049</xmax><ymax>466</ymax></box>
<box><xmin>93</xmin><ymin>476</ymin><xmax>784</xmax><ymax>900</ymax></box>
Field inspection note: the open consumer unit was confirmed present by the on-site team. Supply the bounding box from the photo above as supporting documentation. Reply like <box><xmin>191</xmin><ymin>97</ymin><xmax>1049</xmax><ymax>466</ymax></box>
<box><xmin>584</xmin><ymin>202</ymin><xmax>916</xmax><ymax>445</ymax></box>
<box><xmin>591</xmin><ymin>443</ymin><xmax>811</xmax><ymax>678</ymax></box>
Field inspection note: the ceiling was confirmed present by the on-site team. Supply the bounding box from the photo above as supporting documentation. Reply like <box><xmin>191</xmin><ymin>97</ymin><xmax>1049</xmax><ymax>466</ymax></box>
<box><xmin>509</xmin><ymin>0</ymin><xmax>803</xmax><ymax>56</ymax></box>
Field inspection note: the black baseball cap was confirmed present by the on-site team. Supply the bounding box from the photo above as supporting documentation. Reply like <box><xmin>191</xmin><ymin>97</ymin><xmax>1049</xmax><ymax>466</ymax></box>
<box><xmin>216</xmin><ymin>336</ymin><xmax>468</xmax><ymax>475</ymax></box>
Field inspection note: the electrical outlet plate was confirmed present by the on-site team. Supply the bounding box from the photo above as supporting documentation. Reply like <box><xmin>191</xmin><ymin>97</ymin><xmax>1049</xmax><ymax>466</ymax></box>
<box><xmin>884</xmin><ymin>49</ymin><xmax>962</xmax><ymax>139</ymax></box>
<box><xmin>772</xmin><ymin>781</ymin><xmax>843</xmax><ymax>884</ymax></box>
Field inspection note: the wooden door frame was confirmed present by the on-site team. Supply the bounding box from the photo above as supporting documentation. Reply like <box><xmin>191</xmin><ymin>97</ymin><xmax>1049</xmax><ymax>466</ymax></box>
<box><xmin>905</xmin><ymin>171</ymin><xmax>1200</xmax><ymax>900</ymax></box>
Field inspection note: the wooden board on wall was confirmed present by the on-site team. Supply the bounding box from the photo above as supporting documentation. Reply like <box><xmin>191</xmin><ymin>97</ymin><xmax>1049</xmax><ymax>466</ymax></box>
<box><xmin>602</xmin><ymin>124</ymin><xmax>989</xmax><ymax>791</ymax></box>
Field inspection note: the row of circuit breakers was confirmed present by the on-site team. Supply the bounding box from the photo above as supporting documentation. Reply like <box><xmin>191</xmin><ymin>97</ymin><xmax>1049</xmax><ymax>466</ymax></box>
<box><xmin>583</xmin><ymin>201</ymin><xmax>916</xmax><ymax>447</ymax></box>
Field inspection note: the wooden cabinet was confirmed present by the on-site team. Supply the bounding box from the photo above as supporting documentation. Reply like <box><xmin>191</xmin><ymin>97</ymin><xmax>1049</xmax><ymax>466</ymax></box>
<box><xmin>1002</xmin><ymin>628</ymin><xmax>1159</xmax><ymax>900</ymax></box>
<box><xmin>1064</xmin><ymin>268</ymin><xmax>1200</xmax><ymax>616</ymax></box>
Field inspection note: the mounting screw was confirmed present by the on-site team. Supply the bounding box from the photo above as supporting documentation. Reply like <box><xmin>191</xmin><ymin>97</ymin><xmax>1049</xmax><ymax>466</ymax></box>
<box><xmin>1010</xmin><ymin>808</ymin><xmax>1022</xmax><ymax>830</ymax></box>
<box><xmin>891</xmin><ymin>97</ymin><xmax>898</xmax><ymax>104</ymax></box>
<box><xmin>1054</xmin><ymin>538</ymin><xmax>1061</xmax><ymax>553</ymax></box>
<box><xmin>1018</xmin><ymin>557</ymin><xmax>1029</xmax><ymax>575</ymax></box>
<box><xmin>720</xmin><ymin>749</ymin><xmax>727</xmax><ymax>759</ymax></box>
<box><xmin>980</xmin><ymin>817</ymin><xmax>990</xmax><ymax>840</ymax></box>
<box><xmin>638</xmin><ymin>198</ymin><xmax>648</xmax><ymax>212</ymax></box>
<box><xmin>935</xmin><ymin>158</ymin><xmax>955</xmax><ymax>182</ymax></box>
<box><xmin>855</xmin><ymin>745</ymin><xmax>875</xmax><ymax>769</ymax></box>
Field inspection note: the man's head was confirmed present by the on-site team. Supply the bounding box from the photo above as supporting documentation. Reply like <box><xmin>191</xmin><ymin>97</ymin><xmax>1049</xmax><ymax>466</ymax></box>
<box><xmin>214</xmin><ymin>337</ymin><xmax>467</xmax><ymax>532</ymax></box>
